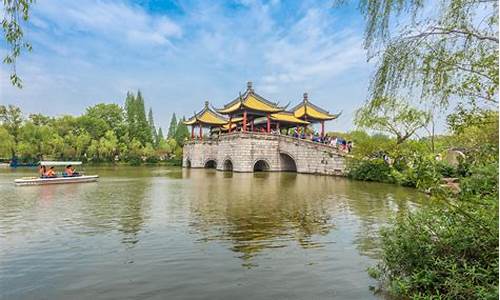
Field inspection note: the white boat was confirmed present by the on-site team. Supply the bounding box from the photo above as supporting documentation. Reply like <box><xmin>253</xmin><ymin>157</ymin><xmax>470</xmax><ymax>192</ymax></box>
<box><xmin>14</xmin><ymin>161</ymin><xmax>99</xmax><ymax>186</ymax></box>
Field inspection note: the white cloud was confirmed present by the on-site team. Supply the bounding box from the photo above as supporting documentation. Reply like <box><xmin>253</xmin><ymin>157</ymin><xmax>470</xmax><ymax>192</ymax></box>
<box><xmin>33</xmin><ymin>0</ymin><xmax>181</xmax><ymax>46</ymax></box>
<box><xmin>1</xmin><ymin>0</ymin><xmax>377</xmax><ymax>133</ymax></box>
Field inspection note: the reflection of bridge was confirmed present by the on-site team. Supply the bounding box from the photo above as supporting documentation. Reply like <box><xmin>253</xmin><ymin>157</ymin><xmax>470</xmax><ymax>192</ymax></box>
<box><xmin>183</xmin><ymin>132</ymin><xmax>346</xmax><ymax>175</ymax></box>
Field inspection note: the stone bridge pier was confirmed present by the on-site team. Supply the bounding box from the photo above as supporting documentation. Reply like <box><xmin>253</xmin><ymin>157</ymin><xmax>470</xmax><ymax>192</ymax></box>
<box><xmin>183</xmin><ymin>132</ymin><xmax>346</xmax><ymax>175</ymax></box>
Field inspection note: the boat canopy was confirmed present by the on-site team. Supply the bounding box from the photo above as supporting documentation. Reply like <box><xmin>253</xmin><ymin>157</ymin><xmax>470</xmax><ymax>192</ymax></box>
<box><xmin>39</xmin><ymin>161</ymin><xmax>82</xmax><ymax>166</ymax></box>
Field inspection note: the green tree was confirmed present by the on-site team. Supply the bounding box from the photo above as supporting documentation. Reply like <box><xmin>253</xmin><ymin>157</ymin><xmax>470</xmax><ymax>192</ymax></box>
<box><xmin>157</xmin><ymin>127</ymin><xmax>164</xmax><ymax>142</ymax></box>
<box><xmin>17</xmin><ymin>122</ymin><xmax>54</xmax><ymax>160</ymax></box>
<box><xmin>49</xmin><ymin>133</ymin><xmax>65</xmax><ymax>159</ymax></box>
<box><xmin>148</xmin><ymin>107</ymin><xmax>158</xmax><ymax>147</ymax></box>
<box><xmin>355</xmin><ymin>97</ymin><xmax>430</xmax><ymax>144</ymax></box>
<box><xmin>174</xmin><ymin>117</ymin><xmax>189</xmax><ymax>145</ymax></box>
<box><xmin>124</xmin><ymin>91</ymin><xmax>152</xmax><ymax>145</ymax></box>
<box><xmin>87</xmin><ymin>139</ymin><xmax>100</xmax><ymax>161</ymax></box>
<box><xmin>135</xmin><ymin>90</ymin><xmax>152</xmax><ymax>145</ymax></box>
<box><xmin>1</xmin><ymin>0</ymin><xmax>35</xmax><ymax>88</ymax></box>
<box><xmin>85</xmin><ymin>103</ymin><xmax>126</xmax><ymax>137</ymax></box>
<box><xmin>78</xmin><ymin>115</ymin><xmax>108</xmax><ymax>140</ymax></box>
<box><xmin>0</xmin><ymin>127</ymin><xmax>15</xmax><ymax>157</ymax></box>
<box><xmin>75</xmin><ymin>131</ymin><xmax>91</xmax><ymax>159</ymax></box>
<box><xmin>124</xmin><ymin>91</ymin><xmax>137</xmax><ymax>139</ymax></box>
<box><xmin>167</xmin><ymin>113</ymin><xmax>177</xmax><ymax>138</ymax></box>
<box><xmin>126</xmin><ymin>138</ymin><xmax>143</xmax><ymax>165</ymax></box>
<box><xmin>28</xmin><ymin>113</ymin><xmax>51</xmax><ymax>126</ymax></box>
<box><xmin>98</xmin><ymin>130</ymin><xmax>118</xmax><ymax>160</ymax></box>
<box><xmin>0</xmin><ymin>104</ymin><xmax>23</xmax><ymax>157</ymax></box>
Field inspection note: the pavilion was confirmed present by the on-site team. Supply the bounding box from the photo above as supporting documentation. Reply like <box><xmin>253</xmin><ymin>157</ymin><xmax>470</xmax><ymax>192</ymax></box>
<box><xmin>216</xmin><ymin>82</ymin><xmax>289</xmax><ymax>133</ymax></box>
<box><xmin>183</xmin><ymin>82</ymin><xmax>340</xmax><ymax>139</ymax></box>
<box><xmin>291</xmin><ymin>93</ymin><xmax>341</xmax><ymax>137</ymax></box>
<box><xmin>183</xmin><ymin>101</ymin><xmax>228</xmax><ymax>140</ymax></box>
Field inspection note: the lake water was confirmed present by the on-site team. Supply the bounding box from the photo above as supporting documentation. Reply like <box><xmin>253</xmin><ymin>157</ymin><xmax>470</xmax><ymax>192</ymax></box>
<box><xmin>0</xmin><ymin>166</ymin><xmax>424</xmax><ymax>299</ymax></box>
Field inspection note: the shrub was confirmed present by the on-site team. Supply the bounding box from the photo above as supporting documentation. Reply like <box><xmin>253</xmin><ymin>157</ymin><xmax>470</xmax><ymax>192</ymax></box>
<box><xmin>371</xmin><ymin>159</ymin><xmax>499</xmax><ymax>299</ymax></box>
<box><xmin>347</xmin><ymin>158</ymin><xmax>396</xmax><ymax>183</ymax></box>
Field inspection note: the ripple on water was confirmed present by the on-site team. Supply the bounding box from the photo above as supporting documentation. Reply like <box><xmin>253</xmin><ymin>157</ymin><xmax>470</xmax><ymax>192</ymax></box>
<box><xmin>0</xmin><ymin>167</ymin><xmax>425</xmax><ymax>300</ymax></box>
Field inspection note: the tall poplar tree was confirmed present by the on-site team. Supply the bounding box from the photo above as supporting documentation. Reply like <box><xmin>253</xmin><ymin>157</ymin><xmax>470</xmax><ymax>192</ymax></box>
<box><xmin>167</xmin><ymin>113</ymin><xmax>177</xmax><ymax>138</ymax></box>
<box><xmin>157</xmin><ymin>127</ymin><xmax>164</xmax><ymax>142</ymax></box>
<box><xmin>174</xmin><ymin>117</ymin><xmax>189</xmax><ymax>145</ymax></box>
<box><xmin>148</xmin><ymin>107</ymin><xmax>158</xmax><ymax>147</ymax></box>
<box><xmin>124</xmin><ymin>92</ymin><xmax>137</xmax><ymax>141</ymax></box>
<box><xmin>135</xmin><ymin>90</ymin><xmax>153</xmax><ymax>145</ymax></box>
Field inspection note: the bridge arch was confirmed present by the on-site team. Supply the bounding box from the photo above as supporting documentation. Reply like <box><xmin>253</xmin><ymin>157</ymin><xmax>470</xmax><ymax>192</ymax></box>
<box><xmin>222</xmin><ymin>159</ymin><xmax>233</xmax><ymax>171</ymax></box>
<box><xmin>185</xmin><ymin>158</ymin><xmax>191</xmax><ymax>168</ymax></box>
<box><xmin>279</xmin><ymin>152</ymin><xmax>297</xmax><ymax>172</ymax></box>
<box><xmin>253</xmin><ymin>159</ymin><xmax>270</xmax><ymax>172</ymax></box>
<box><xmin>204</xmin><ymin>159</ymin><xmax>217</xmax><ymax>169</ymax></box>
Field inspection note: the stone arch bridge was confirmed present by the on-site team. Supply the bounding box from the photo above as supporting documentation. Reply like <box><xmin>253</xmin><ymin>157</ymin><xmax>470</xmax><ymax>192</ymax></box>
<box><xmin>183</xmin><ymin>132</ymin><xmax>346</xmax><ymax>175</ymax></box>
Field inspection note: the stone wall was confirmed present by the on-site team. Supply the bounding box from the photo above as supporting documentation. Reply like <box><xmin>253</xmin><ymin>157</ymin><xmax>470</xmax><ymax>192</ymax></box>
<box><xmin>183</xmin><ymin>132</ymin><xmax>346</xmax><ymax>175</ymax></box>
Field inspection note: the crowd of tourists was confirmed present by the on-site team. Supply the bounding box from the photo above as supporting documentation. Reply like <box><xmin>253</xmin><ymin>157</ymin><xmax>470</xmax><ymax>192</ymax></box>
<box><xmin>282</xmin><ymin>129</ymin><xmax>352</xmax><ymax>152</ymax></box>
<box><xmin>206</xmin><ymin>127</ymin><xmax>353</xmax><ymax>152</ymax></box>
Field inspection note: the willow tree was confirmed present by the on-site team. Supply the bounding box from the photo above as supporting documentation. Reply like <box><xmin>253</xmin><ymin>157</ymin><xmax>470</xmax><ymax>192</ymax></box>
<box><xmin>345</xmin><ymin>0</ymin><xmax>498</xmax><ymax>107</ymax></box>
<box><xmin>355</xmin><ymin>97</ymin><xmax>430</xmax><ymax>144</ymax></box>
<box><xmin>344</xmin><ymin>1</ymin><xmax>499</xmax><ymax>298</ymax></box>
<box><xmin>2</xmin><ymin>0</ymin><xmax>34</xmax><ymax>88</ymax></box>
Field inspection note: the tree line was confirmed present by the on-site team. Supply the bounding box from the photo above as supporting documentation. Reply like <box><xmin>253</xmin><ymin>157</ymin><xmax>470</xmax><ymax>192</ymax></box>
<box><xmin>0</xmin><ymin>91</ymin><xmax>190</xmax><ymax>164</ymax></box>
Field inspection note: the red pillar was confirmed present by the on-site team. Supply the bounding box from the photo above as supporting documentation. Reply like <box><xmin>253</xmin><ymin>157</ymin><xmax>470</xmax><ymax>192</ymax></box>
<box><xmin>191</xmin><ymin>126</ymin><xmax>194</xmax><ymax>140</ymax></box>
<box><xmin>251</xmin><ymin>118</ymin><xmax>254</xmax><ymax>131</ymax></box>
<box><xmin>199</xmin><ymin>123</ymin><xmax>203</xmax><ymax>140</ymax></box>
<box><xmin>243</xmin><ymin>110</ymin><xmax>247</xmax><ymax>132</ymax></box>
<box><xmin>228</xmin><ymin>115</ymin><xmax>232</xmax><ymax>133</ymax></box>
<box><xmin>321</xmin><ymin>121</ymin><xmax>325</xmax><ymax>138</ymax></box>
<box><xmin>266</xmin><ymin>113</ymin><xmax>270</xmax><ymax>133</ymax></box>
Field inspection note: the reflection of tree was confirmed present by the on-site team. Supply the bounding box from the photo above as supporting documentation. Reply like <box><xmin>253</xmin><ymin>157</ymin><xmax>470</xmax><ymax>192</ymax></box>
<box><xmin>186</xmin><ymin>170</ymin><xmax>337</xmax><ymax>266</ymax></box>
<box><xmin>116</xmin><ymin>180</ymin><xmax>148</xmax><ymax>246</ymax></box>
<box><xmin>344</xmin><ymin>181</ymin><xmax>427</xmax><ymax>258</ymax></box>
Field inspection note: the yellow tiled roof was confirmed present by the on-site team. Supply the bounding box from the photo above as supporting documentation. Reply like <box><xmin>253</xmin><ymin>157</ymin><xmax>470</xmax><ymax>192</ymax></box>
<box><xmin>217</xmin><ymin>101</ymin><xmax>242</xmax><ymax>114</ymax></box>
<box><xmin>270</xmin><ymin>112</ymin><xmax>310</xmax><ymax>124</ymax></box>
<box><xmin>244</xmin><ymin>95</ymin><xmax>283</xmax><ymax>113</ymax></box>
<box><xmin>292</xmin><ymin>93</ymin><xmax>339</xmax><ymax>121</ymax></box>
<box><xmin>184</xmin><ymin>102</ymin><xmax>229</xmax><ymax>126</ymax></box>
<box><xmin>217</xmin><ymin>82</ymin><xmax>284</xmax><ymax>114</ymax></box>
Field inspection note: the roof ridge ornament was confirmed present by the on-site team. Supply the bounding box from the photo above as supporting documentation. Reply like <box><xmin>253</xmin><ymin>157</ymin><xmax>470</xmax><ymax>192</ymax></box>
<box><xmin>247</xmin><ymin>81</ymin><xmax>253</xmax><ymax>92</ymax></box>
<box><xmin>303</xmin><ymin>92</ymin><xmax>308</xmax><ymax>103</ymax></box>
<box><xmin>205</xmin><ymin>100</ymin><xmax>209</xmax><ymax>107</ymax></box>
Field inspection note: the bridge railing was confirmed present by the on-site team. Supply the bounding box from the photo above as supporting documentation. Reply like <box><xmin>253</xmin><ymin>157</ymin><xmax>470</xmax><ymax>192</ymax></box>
<box><xmin>184</xmin><ymin>132</ymin><xmax>348</xmax><ymax>155</ymax></box>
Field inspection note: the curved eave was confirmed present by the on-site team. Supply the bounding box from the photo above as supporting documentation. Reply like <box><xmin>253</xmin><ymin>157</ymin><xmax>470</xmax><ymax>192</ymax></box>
<box><xmin>217</xmin><ymin>91</ymin><xmax>285</xmax><ymax>114</ymax></box>
<box><xmin>216</xmin><ymin>101</ymin><xmax>242</xmax><ymax>114</ymax></box>
<box><xmin>183</xmin><ymin>117</ymin><xmax>197</xmax><ymax>125</ymax></box>
<box><xmin>185</xmin><ymin>105</ymin><xmax>229</xmax><ymax>126</ymax></box>
<box><xmin>293</xmin><ymin>104</ymin><xmax>340</xmax><ymax>121</ymax></box>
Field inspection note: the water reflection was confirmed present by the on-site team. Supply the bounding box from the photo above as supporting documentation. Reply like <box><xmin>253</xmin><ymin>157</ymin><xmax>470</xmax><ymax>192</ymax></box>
<box><xmin>184</xmin><ymin>169</ymin><xmax>425</xmax><ymax>265</ymax></box>
<box><xmin>0</xmin><ymin>167</ymin><xmax>426</xmax><ymax>300</ymax></box>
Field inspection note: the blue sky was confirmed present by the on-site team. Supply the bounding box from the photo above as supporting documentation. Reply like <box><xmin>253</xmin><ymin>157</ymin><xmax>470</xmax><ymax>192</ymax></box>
<box><xmin>0</xmin><ymin>0</ymin><xmax>372</xmax><ymax>133</ymax></box>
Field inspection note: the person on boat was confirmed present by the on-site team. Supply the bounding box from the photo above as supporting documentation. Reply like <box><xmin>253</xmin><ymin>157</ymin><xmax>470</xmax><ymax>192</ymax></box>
<box><xmin>70</xmin><ymin>165</ymin><xmax>80</xmax><ymax>177</ymax></box>
<box><xmin>39</xmin><ymin>165</ymin><xmax>46</xmax><ymax>178</ymax></box>
<box><xmin>46</xmin><ymin>166</ymin><xmax>57</xmax><ymax>178</ymax></box>
<box><xmin>65</xmin><ymin>165</ymin><xmax>73</xmax><ymax>177</ymax></box>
